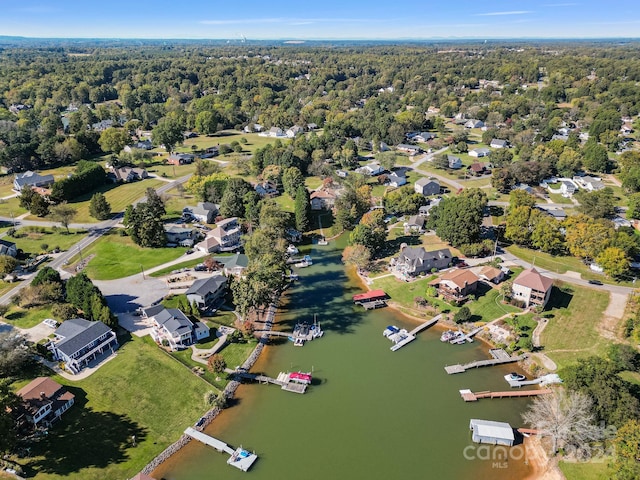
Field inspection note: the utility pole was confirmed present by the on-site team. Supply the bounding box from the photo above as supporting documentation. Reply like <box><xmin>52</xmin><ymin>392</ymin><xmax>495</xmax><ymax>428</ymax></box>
<box><xmin>140</xmin><ymin>264</ymin><xmax>145</xmax><ymax>280</ymax></box>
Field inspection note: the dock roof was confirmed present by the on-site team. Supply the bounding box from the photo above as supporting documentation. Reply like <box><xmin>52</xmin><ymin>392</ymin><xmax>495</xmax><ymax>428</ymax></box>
<box><xmin>469</xmin><ymin>419</ymin><xmax>514</xmax><ymax>444</ymax></box>
<box><xmin>352</xmin><ymin>289</ymin><xmax>387</xmax><ymax>302</ymax></box>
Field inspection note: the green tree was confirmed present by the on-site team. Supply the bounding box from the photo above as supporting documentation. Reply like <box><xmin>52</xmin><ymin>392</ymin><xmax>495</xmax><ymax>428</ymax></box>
<box><xmin>282</xmin><ymin>166</ymin><xmax>304</xmax><ymax>199</ymax></box>
<box><xmin>531</xmin><ymin>217</ymin><xmax>565</xmax><ymax>254</ymax></box>
<box><xmin>582</xmin><ymin>139</ymin><xmax>609</xmax><ymax>172</ymax></box>
<box><xmin>454</xmin><ymin>306</ymin><xmax>472</xmax><ymax>323</ymax></box>
<box><xmin>505</xmin><ymin>206</ymin><xmax>541</xmax><ymax>246</ymax></box>
<box><xmin>612</xmin><ymin>420</ymin><xmax>640</xmax><ymax>480</ymax></box>
<box><xmin>294</xmin><ymin>185</ymin><xmax>311</xmax><ymax>232</ymax></box>
<box><xmin>49</xmin><ymin>202</ymin><xmax>77</xmax><ymax>233</ymax></box>
<box><xmin>575</xmin><ymin>188</ymin><xmax>615</xmax><ymax>219</ymax></box>
<box><xmin>32</xmin><ymin>266</ymin><xmax>62</xmax><ymax>286</ymax></box>
<box><xmin>596</xmin><ymin>247</ymin><xmax>629</xmax><ymax>278</ymax></box>
<box><xmin>627</xmin><ymin>193</ymin><xmax>640</xmax><ymax>220</ymax></box>
<box><xmin>30</xmin><ymin>194</ymin><xmax>49</xmax><ymax>217</ymax></box>
<box><xmin>0</xmin><ymin>255</ymin><xmax>17</xmax><ymax>275</ymax></box>
<box><xmin>557</xmin><ymin>148</ymin><xmax>582</xmax><ymax>177</ymax></box>
<box><xmin>152</xmin><ymin>115</ymin><xmax>185</xmax><ymax>153</ymax></box>
<box><xmin>98</xmin><ymin>127</ymin><xmax>130</xmax><ymax>154</ymax></box>
<box><xmin>428</xmin><ymin>189</ymin><xmax>487</xmax><ymax>247</ymax></box>
<box><xmin>194</xmin><ymin>110</ymin><xmax>220</xmax><ymax>135</ymax></box>
<box><xmin>0</xmin><ymin>379</ymin><xmax>19</xmax><ymax>453</ymax></box>
<box><xmin>564</xmin><ymin>215</ymin><xmax>613</xmax><ymax>260</ymax></box>
<box><xmin>509</xmin><ymin>189</ymin><xmax>537</xmax><ymax>209</ymax></box>
<box><xmin>220</xmin><ymin>178</ymin><xmax>252</xmax><ymax>218</ymax></box>
<box><xmin>89</xmin><ymin>192</ymin><xmax>112</xmax><ymax>220</ymax></box>
<box><xmin>19</xmin><ymin>187</ymin><xmax>36</xmax><ymax>210</ymax></box>
<box><xmin>376</xmin><ymin>151</ymin><xmax>398</xmax><ymax>172</ymax></box>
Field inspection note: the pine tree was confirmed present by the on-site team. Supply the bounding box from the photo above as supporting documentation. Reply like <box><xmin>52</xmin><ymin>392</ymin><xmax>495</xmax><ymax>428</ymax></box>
<box><xmin>89</xmin><ymin>192</ymin><xmax>112</xmax><ymax>220</ymax></box>
<box><xmin>294</xmin><ymin>185</ymin><xmax>310</xmax><ymax>232</ymax></box>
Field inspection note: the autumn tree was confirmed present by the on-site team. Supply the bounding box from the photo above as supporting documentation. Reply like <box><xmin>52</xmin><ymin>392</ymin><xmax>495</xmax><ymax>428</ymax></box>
<box><xmin>342</xmin><ymin>244</ymin><xmax>372</xmax><ymax>272</ymax></box>
<box><xmin>596</xmin><ymin>247</ymin><xmax>629</xmax><ymax>278</ymax></box>
<box><xmin>531</xmin><ymin>217</ymin><xmax>565</xmax><ymax>255</ymax></box>
<box><xmin>564</xmin><ymin>215</ymin><xmax>613</xmax><ymax>260</ymax></box>
<box><xmin>612</xmin><ymin>420</ymin><xmax>640</xmax><ymax>480</ymax></box>
<box><xmin>207</xmin><ymin>354</ymin><xmax>227</xmax><ymax>374</ymax></box>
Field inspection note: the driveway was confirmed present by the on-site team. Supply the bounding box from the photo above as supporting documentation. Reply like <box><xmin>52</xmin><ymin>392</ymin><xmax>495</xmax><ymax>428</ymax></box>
<box><xmin>95</xmin><ymin>274</ymin><xmax>169</xmax><ymax>314</ymax></box>
<box><xmin>117</xmin><ymin>312</ymin><xmax>154</xmax><ymax>337</ymax></box>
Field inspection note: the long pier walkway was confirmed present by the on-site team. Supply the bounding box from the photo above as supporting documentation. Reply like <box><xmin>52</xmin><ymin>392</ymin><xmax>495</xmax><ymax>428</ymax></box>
<box><xmin>390</xmin><ymin>315</ymin><xmax>441</xmax><ymax>352</ymax></box>
<box><xmin>459</xmin><ymin>388</ymin><xmax>552</xmax><ymax>402</ymax></box>
<box><xmin>445</xmin><ymin>353</ymin><xmax>527</xmax><ymax>374</ymax></box>
<box><xmin>226</xmin><ymin>369</ymin><xmax>308</xmax><ymax>394</ymax></box>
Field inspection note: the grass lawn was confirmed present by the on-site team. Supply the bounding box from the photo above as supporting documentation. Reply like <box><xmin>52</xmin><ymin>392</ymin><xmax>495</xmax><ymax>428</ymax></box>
<box><xmin>10</xmin><ymin>228</ymin><xmax>87</xmax><ymax>255</ymax></box>
<box><xmin>75</xmin><ymin>231</ymin><xmax>186</xmax><ymax>280</ymax></box>
<box><xmin>304</xmin><ymin>176</ymin><xmax>323</xmax><ymax>190</ymax></box>
<box><xmin>17</xmin><ymin>335</ymin><xmax>211</xmax><ymax>480</ymax></box>
<box><xmin>370</xmin><ymin>275</ymin><xmax>437</xmax><ymax>308</ymax></box>
<box><xmin>0</xmin><ymin>196</ymin><xmax>27</xmax><ymax>218</ymax></box>
<box><xmin>177</xmin><ymin>130</ymin><xmax>287</xmax><ymax>155</ymax></box>
<box><xmin>204</xmin><ymin>310</ymin><xmax>238</xmax><ymax>328</ymax></box>
<box><xmin>4</xmin><ymin>306</ymin><xmax>54</xmax><ymax>329</ymax></box>
<box><xmin>468</xmin><ymin>284</ymin><xmax>519</xmax><ymax>322</ymax></box>
<box><xmin>164</xmin><ymin>192</ymin><xmax>199</xmax><ymax>217</ymax></box>
<box><xmin>540</xmin><ymin>283</ymin><xmax>610</xmax><ymax>369</ymax></box>
<box><xmin>505</xmin><ymin>245</ymin><xmax>635</xmax><ymax>287</ymax></box>
<box><xmin>548</xmin><ymin>192</ymin><xmax>574</xmax><ymax>204</ymax></box>
<box><xmin>559</xmin><ymin>461</ymin><xmax>611</xmax><ymax>480</ymax></box>
<box><xmin>274</xmin><ymin>193</ymin><xmax>295</xmax><ymax>213</ymax></box>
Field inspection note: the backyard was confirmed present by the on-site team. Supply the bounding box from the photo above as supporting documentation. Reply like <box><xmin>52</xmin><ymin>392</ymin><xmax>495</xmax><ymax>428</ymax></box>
<box><xmin>13</xmin><ymin>335</ymin><xmax>211</xmax><ymax>480</ymax></box>
<box><xmin>4</xmin><ymin>305</ymin><xmax>54</xmax><ymax>329</ymax></box>
<box><xmin>9</xmin><ymin>228</ymin><xmax>87</xmax><ymax>256</ymax></box>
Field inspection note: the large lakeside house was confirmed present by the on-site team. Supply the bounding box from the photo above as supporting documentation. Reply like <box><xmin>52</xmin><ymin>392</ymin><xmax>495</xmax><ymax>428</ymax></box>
<box><xmin>511</xmin><ymin>268</ymin><xmax>554</xmax><ymax>308</ymax></box>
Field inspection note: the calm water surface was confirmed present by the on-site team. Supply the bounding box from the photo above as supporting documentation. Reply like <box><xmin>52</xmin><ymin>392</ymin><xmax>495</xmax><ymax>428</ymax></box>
<box><xmin>153</xmin><ymin>238</ymin><xmax>532</xmax><ymax>480</ymax></box>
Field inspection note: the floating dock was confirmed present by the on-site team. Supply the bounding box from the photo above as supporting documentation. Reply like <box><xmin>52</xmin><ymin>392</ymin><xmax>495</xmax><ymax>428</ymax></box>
<box><xmin>506</xmin><ymin>373</ymin><xmax>563</xmax><ymax>388</ymax></box>
<box><xmin>232</xmin><ymin>370</ymin><xmax>309</xmax><ymax>394</ymax></box>
<box><xmin>184</xmin><ymin>427</ymin><xmax>258</xmax><ymax>471</ymax></box>
<box><xmin>449</xmin><ymin>326</ymin><xmax>483</xmax><ymax>344</ymax></box>
<box><xmin>389</xmin><ymin>315</ymin><xmax>441</xmax><ymax>352</ymax></box>
<box><xmin>445</xmin><ymin>351</ymin><xmax>526</xmax><ymax>374</ymax></box>
<box><xmin>459</xmin><ymin>388</ymin><xmax>552</xmax><ymax>402</ymax></box>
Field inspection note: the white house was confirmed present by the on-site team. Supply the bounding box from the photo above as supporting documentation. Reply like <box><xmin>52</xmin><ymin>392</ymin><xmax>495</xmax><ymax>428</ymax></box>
<box><xmin>356</xmin><ymin>163</ymin><xmax>384</xmax><ymax>176</ymax></box>
<box><xmin>387</xmin><ymin>172</ymin><xmax>407</xmax><ymax>188</ymax></box>
<box><xmin>490</xmin><ymin>139</ymin><xmax>508</xmax><ymax>149</ymax></box>
<box><xmin>511</xmin><ymin>268</ymin><xmax>553</xmax><ymax>308</ymax></box>
<box><xmin>469</xmin><ymin>419</ymin><xmax>514</xmax><ymax>446</ymax></box>
<box><xmin>13</xmin><ymin>171</ymin><xmax>54</xmax><ymax>192</ymax></box>
<box><xmin>195</xmin><ymin>217</ymin><xmax>242</xmax><ymax>253</ymax></box>
<box><xmin>573</xmin><ymin>175</ymin><xmax>605</xmax><ymax>191</ymax></box>
<box><xmin>17</xmin><ymin>377</ymin><xmax>75</xmax><ymax>427</ymax></box>
<box><xmin>48</xmin><ymin>319</ymin><xmax>119</xmax><ymax>374</ymax></box>
<box><xmin>448</xmin><ymin>155</ymin><xmax>463</xmax><ymax>169</ymax></box>
<box><xmin>560</xmin><ymin>180</ymin><xmax>577</xmax><ymax>197</ymax></box>
<box><xmin>286</xmin><ymin>126</ymin><xmax>304</xmax><ymax>138</ymax></box>
<box><xmin>469</xmin><ymin>148</ymin><xmax>491</xmax><ymax>158</ymax></box>
<box><xmin>143</xmin><ymin>306</ymin><xmax>210</xmax><ymax>350</ymax></box>
<box><xmin>464</xmin><ymin>119</ymin><xmax>484</xmax><ymax>129</ymax></box>
<box><xmin>414</xmin><ymin>132</ymin><xmax>436</xmax><ymax>143</ymax></box>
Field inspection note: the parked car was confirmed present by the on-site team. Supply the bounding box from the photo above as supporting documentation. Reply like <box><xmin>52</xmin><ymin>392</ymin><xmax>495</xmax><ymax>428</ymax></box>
<box><xmin>588</xmin><ymin>279</ymin><xmax>603</xmax><ymax>285</ymax></box>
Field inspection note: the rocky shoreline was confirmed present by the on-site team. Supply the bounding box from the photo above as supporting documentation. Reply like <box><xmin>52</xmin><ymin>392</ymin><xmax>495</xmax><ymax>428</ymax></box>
<box><xmin>141</xmin><ymin>304</ymin><xmax>276</xmax><ymax>477</ymax></box>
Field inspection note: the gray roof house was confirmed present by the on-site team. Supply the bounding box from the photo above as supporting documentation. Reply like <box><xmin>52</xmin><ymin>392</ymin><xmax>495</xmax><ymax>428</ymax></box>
<box><xmin>469</xmin><ymin>148</ymin><xmax>491</xmax><ymax>158</ymax></box>
<box><xmin>469</xmin><ymin>419</ymin><xmax>514</xmax><ymax>446</ymax></box>
<box><xmin>448</xmin><ymin>155</ymin><xmax>463</xmax><ymax>169</ymax></box>
<box><xmin>14</xmin><ymin>171</ymin><xmax>55</xmax><ymax>192</ymax></box>
<box><xmin>404</xmin><ymin>215</ymin><xmax>426</xmax><ymax>234</ymax></box>
<box><xmin>490</xmin><ymin>139</ymin><xmax>508</xmax><ymax>148</ymax></box>
<box><xmin>414</xmin><ymin>178</ymin><xmax>440</xmax><ymax>196</ymax></box>
<box><xmin>392</xmin><ymin>246</ymin><xmax>452</xmax><ymax>277</ymax></box>
<box><xmin>0</xmin><ymin>239</ymin><xmax>17</xmax><ymax>257</ymax></box>
<box><xmin>189</xmin><ymin>202</ymin><xmax>218</xmax><ymax>223</ymax></box>
<box><xmin>167</xmin><ymin>153</ymin><xmax>195</xmax><ymax>165</ymax></box>
<box><xmin>396</xmin><ymin>144</ymin><xmax>422</xmax><ymax>155</ymax></box>
<box><xmin>48</xmin><ymin>319</ymin><xmax>118</xmax><ymax>374</ymax></box>
<box><xmin>186</xmin><ymin>274</ymin><xmax>228</xmax><ymax>310</ymax></box>
<box><xmin>165</xmin><ymin>225</ymin><xmax>198</xmax><ymax>247</ymax></box>
<box><xmin>387</xmin><ymin>172</ymin><xmax>407</xmax><ymax>187</ymax></box>
<box><xmin>145</xmin><ymin>307</ymin><xmax>209</xmax><ymax>350</ymax></box>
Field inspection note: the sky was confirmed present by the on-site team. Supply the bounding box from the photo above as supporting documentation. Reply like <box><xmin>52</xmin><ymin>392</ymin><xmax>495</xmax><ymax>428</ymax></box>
<box><xmin>1</xmin><ymin>0</ymin><xmax>639</xmax><ymax>40</ymax></box>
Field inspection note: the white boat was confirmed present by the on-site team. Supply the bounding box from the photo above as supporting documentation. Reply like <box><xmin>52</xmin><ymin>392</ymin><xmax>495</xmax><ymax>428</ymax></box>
<box><xmin>287</xmin><ymin>244</ymin><xmax>299</xmax><ymax>255</ymax></box>
<box><xmin>318</xmin><ymin>237</ymin><xmax>328</xmax><ymax>245</ymax></box>
<box><xmin>440</xmin><ymin>330</ymin><xmax>456</xmax><ymax>342</ymax></box>
<box><xmin>294</xmin><ymin>338</ymin><xmax>305</xmax><ymax>347</ymax></box>
<box><xmin>294</xmin><ymin>255</ymin><xmax>313</xmax><ymax>268</ymax></box>
<box><xmin>383</xmin><ymin>325</ymin><xmax>399</xmax><ymax>337</ymax></box>
<box><xmin>388</xmin><ymin>329</ymin><xmax>409</xmax><ymax>344</ymax></box>
<box><xmin>504</xmin><ymin>372</ymin><xmax>526</xmax><ymax>383</ymax></box>
<box><xmin>449</xmin><ymin>331</ymin><xmax>466</xmax><ymax>344</ymax></box>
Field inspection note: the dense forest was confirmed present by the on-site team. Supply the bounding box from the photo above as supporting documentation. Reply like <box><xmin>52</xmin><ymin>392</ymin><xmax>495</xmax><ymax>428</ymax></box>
<box><xmin>1</xmin><ymin>41</ymin><xmax>640</xmax><ymax>173</ymax></box>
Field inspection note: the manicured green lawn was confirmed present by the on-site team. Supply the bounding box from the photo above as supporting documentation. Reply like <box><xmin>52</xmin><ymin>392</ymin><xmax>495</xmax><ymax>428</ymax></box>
<box><xmin>304</xmin><ymin>176</ymin><xmax>323</xmax><ymax>190</ymax></box>
<box><xmin>146</xmin><ymin>161</ymin><xmax>197</xmax><ymax>179</ymax></box>
<box><xmin>371</xmin><ymin>275</ymin><xmax>437</xmax><ymax>307</ymax></box>
<box><xmin>4</xmin><ymin>306</ymin><xmax>54</xmax><ymax>329</ymax></box>
<box><xmin>179</xmin><ymin>130</ymin><xmax>287</xmax><ymax>155</ymax></box>
<box><xmin>0</xmin><ymin>196</ymin><xmax>27</xmax><ymax>218</ymax></box>
<box><xmin>18</xmin><ymin>335</ymin><xmax>211</xmax><ymax>480</ymax></box>
<box><xmin>204</xmin><ymin>310</ymin><xmax>238</xmax><ymax>328</ymax></box>
<box><xmin>468</xmin><ymin>284</ymin><xmax>520</xmax><ymax>322</ymax></box>
<box><xmin>274</xmin><ymin>193</ymin><xmax>295</xmax><ymax>213</ymax></box>
<box><xmin>76</xmin><ymin>231</ymin><xmax>186</xmax><ymax>280</ymax></box>
<box><xmin>164</xmin><ymin>192</ymin><xmax>199</xmax><ymax>217</ymax></box>
<box><xmin>10</xmin><ymin>228</ymin><xmax>87</xmax><ymax>255</ymax></box>
<box><xmin>559</xmin><ymin>460</ymin><xmax>611</xmax><ymax>480</ymax></box>
<box><xmin>506</xmin><ymin>245</ymin><xmax>634</xmax><ymax>287</ymax></box>
<box><xmin>541</xmin><ymin>283</ymin><xmax>610</xmax><ymax>368</ymax></box>
<box><xmin>548</xmin><ymin>192</ymin><xmax>574</xmax><ymax>204</ymax></box>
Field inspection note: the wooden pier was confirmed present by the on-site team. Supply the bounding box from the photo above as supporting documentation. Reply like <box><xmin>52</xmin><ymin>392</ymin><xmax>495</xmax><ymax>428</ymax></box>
<box><xmin>389</xmin><ymin>315</ymin><xmax>441</xmax><ymax>352</ymax></box>
<box><xmin>361</xmin><ymin>299</ymin><xmax>387</xmax><ymax>310</ymax></box>
<box><xmin>459</xmin><ymin>388</ymin><xmax>552</xmax><ymax>402</ymax></box>
<box><xmin>184</xmin><ymin>427</ymin><xmax>258</xmax><ymax>471</ymax></box>
<box><xmin>230</xmin><ymin>369</ymin><xmax>308</xmax><ymax>394</ymax></box>
<box><xmin>445</xmin><ymin>353</ymin><xmax>526</xmax><ymax>374</ymax></box>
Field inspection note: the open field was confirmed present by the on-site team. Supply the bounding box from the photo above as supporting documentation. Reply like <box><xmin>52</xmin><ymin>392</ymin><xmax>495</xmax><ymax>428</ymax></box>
<box><xmin>4</xmin><ymin>306</ymin><xmax>54</xmax><ymax>329</ymax></box>
<box><xmin>0</xmin><ymin>196</ymin><xmax>27</xmax><ymax>218</ymax></box>
<box><xmin>559</xmin><ymin>461</ymin><xmax>611</xmax><ymax>480</ymax></box>
<box><xmin>540</xmin><ymin>283</ymin><xmax>610</xmax><ymax>369</ymax></box>
<box><xmin>73</xmin><ymin>231</ymin><xmax>186</xmax><ymax>280</ymax></box>
<box><xmin>15</xmin><ymin>335</ymin><xmax>211</xmax><ymax>480</ymax></box>
<box><xmin>10</xmin><ymin>228</ymin><xmax>86</xmax><ymax>255</ymax></box>
<box><xmin>174</xmin><ymin>130</ymin><xmax>288</xmax><ymax>156</ymax></box>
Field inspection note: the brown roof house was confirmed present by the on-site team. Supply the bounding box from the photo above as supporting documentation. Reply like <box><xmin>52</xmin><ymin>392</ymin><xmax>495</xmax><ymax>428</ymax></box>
<box><xmin>430</xmin><ymin>269</ymin><xmax>479</xmax><ymax>304</ymax></box>
<box><xmin>477</xmin><ymin>266</ymin><xmax>505</xmax><ymax>284</ymax></box>
<box><xmin>511</xmin><ymin>268</ymin><xmax>553</xmax><ymax>308</ymax></box>
<box><xmin>16</xmin><ymin>377</ymin><xmax>75</xmax><ymax>427</ymax></box>
<box><xmin>310</xmin><ymin>189</ymin><xmax>337</xmax><ymax>211</ymax></box>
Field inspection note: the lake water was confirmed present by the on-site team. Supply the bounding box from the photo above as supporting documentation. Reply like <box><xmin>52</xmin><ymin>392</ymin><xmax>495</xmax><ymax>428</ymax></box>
<box><xmin>153</xmin><ymin>238</ymin><xmax>533</xmax><ymax>480</ymax></box>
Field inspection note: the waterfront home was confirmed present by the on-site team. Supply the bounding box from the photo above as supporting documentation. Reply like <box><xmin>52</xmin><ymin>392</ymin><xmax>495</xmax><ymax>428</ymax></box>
<box><xmin>511</xmin><ymin>268</ymin><xmax>553</xmax><ymax>308</ymax></box>
<box><xmin>477</xmin><ymin>266</ymin><xmax>505</xmax><ymax>284</ymax></box>
<box><xmin>186</xmin><ymin>274</ymin><xmax>228</xmax><ymax>310</ymax></box>
<box><xmin>16</xmin><ymin>377</ymin><xmax>75</xmax><ymax>427</ymax></box>
<box><xmin>48</xmin><ymin>318</ymin><xmax>119</xmax><ymax>374</ymax></box>
<box><xmin>196</xmin><ymin>217</ymin><xmax>241</xmax><ymax>253</ymax></box>
<box><xmin>469</xmin><ymin>419</ymin><xmax>514</xmax><ymax>446</ymax></box>
<box><xmin>414</xmin><ymin>177</ymin><xmax>440</xmax><ymax>196</ymax></box>
<box><xmin>13</xmin><ymin>171</ymin><xmax>54</xmax><ymax>192</ymax></box>
<box><xmin>391</xmin><ymin>246</ymin><xmax>452</xmax><ymax>277</ymax></box>
<box><xmin>218</xmin><ymin>253</ymin><xmax>249</xmax><ymax>277</ymax></box>
<box><xmin>430</xmin><ymin>269</ymin><xmax>479</xmax><ymax>304</ymax></box>
<box><xmin>310</xmin><ymin>189</ymin><xmax>337</xmax><ymax>210</ymax></box>
<box><xmin>144</xmin><ymin>306</ymin><xmax>209</xmax><ymax>350</ymax></box>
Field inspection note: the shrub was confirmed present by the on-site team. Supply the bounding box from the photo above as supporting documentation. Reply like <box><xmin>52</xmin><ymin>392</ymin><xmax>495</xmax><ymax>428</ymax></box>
<box><xmin>454</xmin><ymin>306</ymin><xmax>472</xmax><ymax>324</ymax></box>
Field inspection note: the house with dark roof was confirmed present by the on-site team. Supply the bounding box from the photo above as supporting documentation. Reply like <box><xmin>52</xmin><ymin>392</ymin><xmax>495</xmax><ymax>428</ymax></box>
<box><xmin>468</xmin><ymin>162</ymin><xmax>489</xmax><ymax>175</ymax></box>
<box><xmin>387</xmin><ymin>172</ymin><xmax>407</xmax><ymax>188</ymax></box>
<box><xmin>255</xmin><ymin>180</ymin><xmax>279</xmax><ymax>198</ymax></box>
<box><xmin>164</xmin><ymin>225</ymin><xmax>198</xmax><ymax>247</ymax></box>
<box><xmin>109</xmin><ymin>166</ymin><xmax>148</xmax><ymax>183</ymax></box>
<box><xmin>16</xmin><ymin>377</ymin><xmax>75</xmax><ymax>427</ymax></box>
<box><xmin>0</xmin><ymin>239</ymin><xmax>17</xmax><ymax>257</ymax></box>
<box><xmin>48</xmin><ymin>319</ymin><xmax>118</xmax><ymax>374</ymax></box>
<box><xmin>404</xmin><ymin>215</ymin><xmax>426</xmax><ymax>234</ymax></box>
<box><xmin>218</xmin><ymin>253</ymin><xmax>249</xmax><ymax>277</ymax></box>
<box><xmin>396</xmin><ymin>144</ymin><xmax>422</xmax><ymax>155</ymax></box>
<box><xmin>414</xmin><ymin>132</ymin><xmax>437</xmax><ymax>143</ymax></box>
<box><xmin>186</xmin><ymin>274</ymin><xmax>228</xmax><ymax>310</ymax></box>
<box><xmin>392</xmin><ymin>246</ymin><xmax>452</xmax><ymax>277</ymax></box>
<box><xmin>167</xmin><ymin>153</ymin><xmax>195</xmax><ymax>165</ymax></box>
<box><xmin>144</xmin><ymin>306</ymin><xmax>209</xmax><ymax>350</ymax></box>
<box><xmin>414</xmin><ymin>177</ymin><xmax>440</xmax><ymax>196</ymax></box>
<box><xmin>512</xmin><ymin>268</ymin><xmax>553</xmax><ymax>308</ymax></box>
<box><xmin>465</xmin><ymin>119</ymin><xmax>484</xmax><ymax>129</ymax></box>
<box><xmin>13</xmin><ymin>171</ymin><xmax>54</xmax><ymax>192</ymax></box>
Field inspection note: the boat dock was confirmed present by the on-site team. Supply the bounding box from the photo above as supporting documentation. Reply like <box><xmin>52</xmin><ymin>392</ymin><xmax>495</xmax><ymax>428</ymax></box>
<box><xmin>459</xmin><ymin>388</ymin><xmax>552</xmax><ymax>402</ymax></box>
<box><xmin>389</xmin><ymin>315</ymin><xmax>441</xmax><ymax>352</ymax></box>
<box><xmin>184</xmin><ymin>427</ymin><xmax>258</xmax><ymax>471</ymax></box>
<box><xmin>507</xmin><ymin>373</ymin><xmax>563</xmax><ymax>388</ymax></box>
<box><xmin>353</xmin><ymin>289</ymin><xmax>389</xmax><ymax>309</ymax></box>
<box><xmin>444</xmin><ymin>351</ymin><xmax>526</xmax><ymax>374</ymax></box>
<box><xmin>231</xmin><ymin>369</ymin><xmax>309</xmax><ymax>394</ymax></box>
<box><xmin>449</xmin><ymin>326</ymin><xmax>483</xmax><ymax>344</ymax></box>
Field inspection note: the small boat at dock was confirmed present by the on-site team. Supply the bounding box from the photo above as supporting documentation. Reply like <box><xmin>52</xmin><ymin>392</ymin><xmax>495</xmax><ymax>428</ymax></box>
<box><xmin>449</xmin><ymin>331</ymin><xmax>466</xmax><ymax>344</ymax></box>
<box><xmin>286</xmin><ymin>244</ymin><xmax>299</xmax><ymax>255</ymax></box>
<box><xmin>504</xmin><ymin>372</ymin><xmax>526</xmax><ymax>383</ymax></box>
<box><xmin>440</xmin><ymin>330</ymin><xmax>456</xmax><ymax>342</ymax></box>
<box><xmin>294</xmin><ymin>255</ymin><xmax>313</xmax><ymax>268</ymax></box>
<box><xmin>383</xmin><ymin>325</ymin><xmax>399</xmax><ymax>337</ymax></box>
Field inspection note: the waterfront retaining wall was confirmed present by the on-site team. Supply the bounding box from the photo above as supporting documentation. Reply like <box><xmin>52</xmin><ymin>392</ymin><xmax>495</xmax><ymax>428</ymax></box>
<box><xmin>140</xmin><ymin>304</ymin><xmax>276</xmax><ymax>477</ymax></box>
